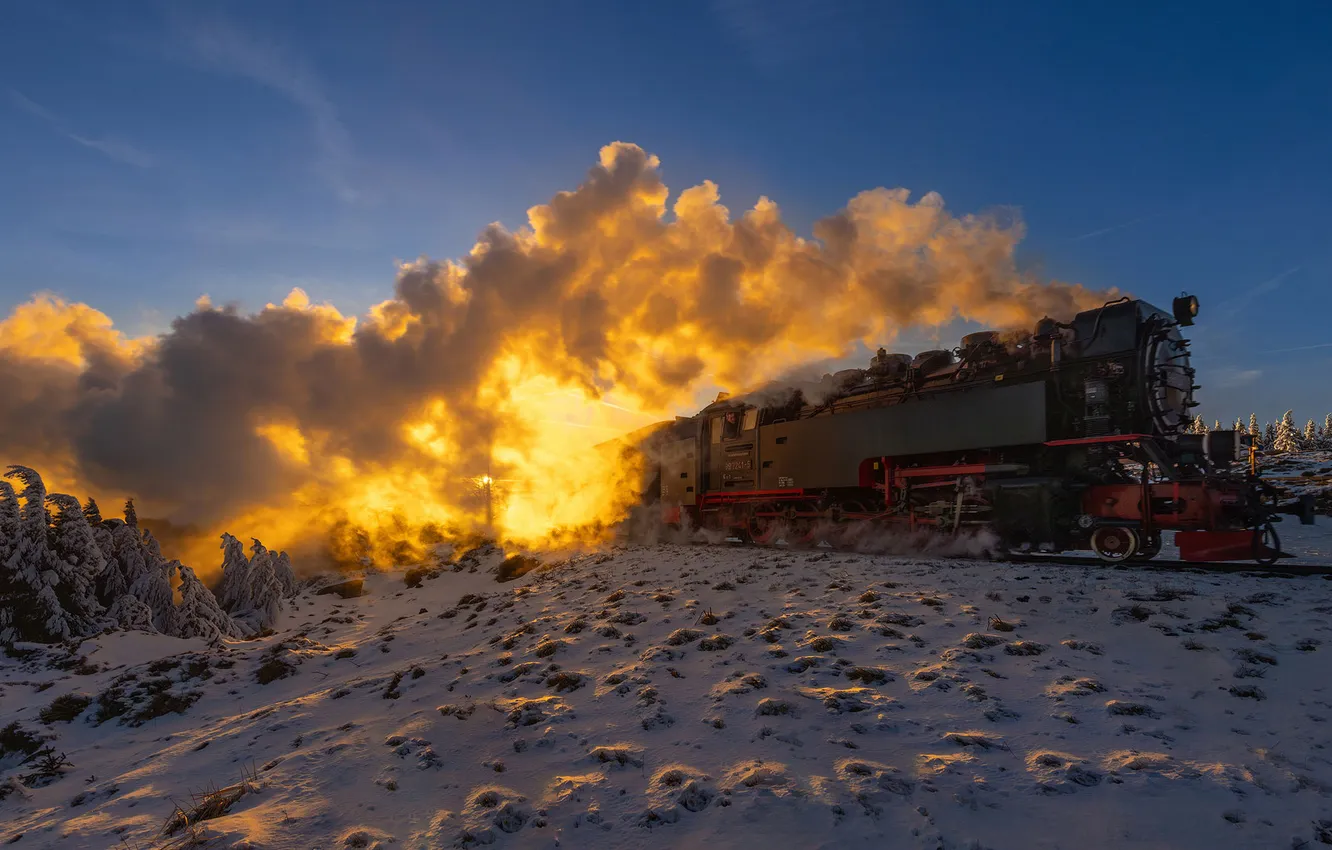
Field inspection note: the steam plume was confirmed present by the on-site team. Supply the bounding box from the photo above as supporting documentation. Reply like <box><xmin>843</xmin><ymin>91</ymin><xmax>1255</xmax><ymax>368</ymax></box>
<box><xmin>0</xmin><ymin>143</ymin><xmax>1110</xmax><ymax>567</ymax></box>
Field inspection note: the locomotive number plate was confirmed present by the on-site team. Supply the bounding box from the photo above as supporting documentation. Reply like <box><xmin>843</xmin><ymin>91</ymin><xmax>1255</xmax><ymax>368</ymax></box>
<box><xmin>724</xmin><ymin>459</ymin><xmax>753</xmax><ymax>472</ymax></box>
<box><xmin>778</xmin><ymin>476</ymin><xmax>794</xmax><ymax>487</ymax></box>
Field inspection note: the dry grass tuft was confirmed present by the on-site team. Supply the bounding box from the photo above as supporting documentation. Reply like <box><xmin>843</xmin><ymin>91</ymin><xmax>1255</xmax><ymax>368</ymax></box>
<box><xmin>161</xmin><ymin>763</ymin><xmax>261</xmax><ymax>837</ymax></box>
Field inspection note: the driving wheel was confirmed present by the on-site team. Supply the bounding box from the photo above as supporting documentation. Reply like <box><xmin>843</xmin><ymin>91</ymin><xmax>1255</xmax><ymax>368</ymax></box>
<box><xmin>1091</xmin><ymin>526</ymin><xmax>1140</xmax><ymax>563</ymax></box>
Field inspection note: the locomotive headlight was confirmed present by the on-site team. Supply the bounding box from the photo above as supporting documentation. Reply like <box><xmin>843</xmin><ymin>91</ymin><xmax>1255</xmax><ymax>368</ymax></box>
<box><xmin>1172</xmin><ymin>294</ymin><xmax>1199</xmax><ymax>326</ymax></box>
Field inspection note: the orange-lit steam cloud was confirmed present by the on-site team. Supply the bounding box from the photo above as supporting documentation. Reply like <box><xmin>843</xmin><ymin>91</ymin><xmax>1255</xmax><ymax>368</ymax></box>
<box><xmin>0</xmin><ymin>143</ymin><xmax>1111</xmax><ymax>571</ymax></box>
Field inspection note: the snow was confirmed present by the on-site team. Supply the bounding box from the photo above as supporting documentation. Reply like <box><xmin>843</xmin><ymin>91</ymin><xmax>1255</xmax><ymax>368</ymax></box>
<box><xmin>4</xmin><ymin>526</ymin><xmax>1332</xmax><ymax>849</ymax></box>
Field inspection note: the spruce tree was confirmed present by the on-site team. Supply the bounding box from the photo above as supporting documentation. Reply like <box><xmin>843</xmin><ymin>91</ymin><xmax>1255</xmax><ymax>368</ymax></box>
<box><xmin>2</xmin><ymin>466</ymin><xmax>69</xmax><ymax>642</ymax></box>
<box><xmin>215</xmin><ymin>533</ymin><xmax>250</xmax><ymax>616</ymax></box>
<box><xmin>106</xmin><ymin>593</ymin><xmax>155</xmax><ymax>633</ymax></box>
<box><xmin>242</xmin><ymin>540</ymin><xmax>284</xmax><ymax>632</ymax></box>
<box><xmin>1249</xmin><ymin>413</ymin><xmax>1259</xmax><ymax>436</ymax></box>
<box><xmin>1213</xmin><ymin>419</ymin><xmax>1222</xmax><ymax>432</ymax></box>
<box><xmin>1233</xmin><ymin>417</ymin><xmax>1243</xmax><ymax>432</ymax></box>
<box><xmin>123</xmin><ymin>498</ymin><xmax>137</xmax><ymax>528</ymax></box>
<box><xmin>0</xmin><ymin>481</ymin><xmax>21</xmax><ymax>642</ymax></box>
<box><xmin>1324</xmin><ymin>414</ymin><xmax>1332</xmax><ymax>449</ymax></box>
<box><xmin>82</xmin><ymin>497</ymin><xmax>102</xmax><ymax>526</ymax></box>
<box><xmin>175</xmin><ymin>565</ymin><xmax>239</xmax><ymax>642</ymax></box>
<box><xmin>1264</xmin><ymin>421</ymin><xmax>1276</xmax><ymax>450</ymax></box>
<box><xmin>272</xmin><ymin>550</ymin><xmax>297</xmax><ymax>598</ymax></box>
<box><xmin>44</xmin><ymin>494</ymin><xmax>106</xmax><ymax>636</ymax></box>
<box><xmin>1274</xmin><ymin>410</ymin><xmax>1300</xmax><ymax>453</ymax></box>
<box><xmin>132</xmin><ymin>530</ymin><xmax>178</xmax><ymax>636</ymax></box>
<box><xmin>1305</xmin><ymin>419</ymin><xmax>1318</xmax><ymax>447</ymax></box>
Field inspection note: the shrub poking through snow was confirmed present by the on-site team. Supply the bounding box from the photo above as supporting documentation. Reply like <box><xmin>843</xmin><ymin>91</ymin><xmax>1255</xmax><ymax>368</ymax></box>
<box><xmin>162</xmin><ymin>764</ymin><xmax>260</xmax><ymax>837</ymax></box>
<box><xmin>39</xmin><ymin>694</ymin><xmax>91</xmax><ymax>724</ymax></box>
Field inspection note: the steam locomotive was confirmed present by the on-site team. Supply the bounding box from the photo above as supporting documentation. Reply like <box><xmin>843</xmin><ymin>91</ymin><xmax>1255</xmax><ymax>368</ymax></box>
<box><xmin>632</xmin><ymin>294</ymin><xmax>1313</xmax><ymax>563</ymax></box>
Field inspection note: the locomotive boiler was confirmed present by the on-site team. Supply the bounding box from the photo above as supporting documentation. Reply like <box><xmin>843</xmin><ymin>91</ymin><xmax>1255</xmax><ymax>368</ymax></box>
<box><xmin>633</xmin><ymin>294</ymin><xmax>1313</xmax><ymax>563</ymax></box>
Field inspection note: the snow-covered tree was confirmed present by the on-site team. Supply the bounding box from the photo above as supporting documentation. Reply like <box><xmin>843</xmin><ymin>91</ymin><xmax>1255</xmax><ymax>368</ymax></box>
<box><xmin>242</xmin><ymin>540</ymin><xmax>283</xmax><ymax>631</ymax></box>
<box><xmin>175</xmin><ymin>565</ymin><xmax>240</xmax><ymax>642</ymax></box>
<box><xmin>1190</xmin><ymin>415</ymin><xmax>1207</xmax><ymax>434</ymax></box>
<box><xmin>213</xmin><ymin>533</ymin><xmax>285</xmax><ymax>635</ymax></box>
<box><xmin>105</xmin><ymin>593</ymin><xmax>155</xmax><ymax>632</ymax></box>
<box><xmin>215</xmin><ymin>533</ymin><xmax>250</xmax><ymax>614</ymax></box>
<box><xmin>1213</xmin><ymin>419</ymin><xmax>1222</xmax><ymax>432</ymax></box>
<box><xmin>123</xmin><ymin>498</ymin><xmax>137</xmax><ymax>528</ymax></box>
<box><xmin>82</xmin><ymin>498</ymin><xmax>102</xmax><ymax>526</ymax></box>
<box><xmin>2</xmin><ymin>467</ymin><xmax>69</xmax><ymax>642</ymax></box>
<box><xmin>131</xmin><ymin>530</ymin><xmax>178</xmax><ymax>635</ymax></box>
<box><xmin>1305</xmin><ymin>419</ymin><xmax>1318</xmax><ymax>447</ymax></box>
<box><xmin>1232</xmin><ymin>417</ymin><xmax>1243</xmax><ymax>432</ymax></box>
<box><xmin>1263</xmin><ymin>421</ymin><xmax>1276</xmax><ymax>450</ymax></box>
<box><xmin>1324</xmin><ymin>414</ymin><xmax>1332</xmax><ymax>448</ymax></box>
<box><xmin>0</xmin><ymin>480</ymin><xmax>22</xmax><ymax>642</ymax></box>
<box><xmin>45</xmin><ymin>494</ymin><xmax>106</xmax><ymax>636</ymax></box>
<box><xmin>272</xmin><ymin>550</ymin><xmax>297</xmax><ymax>598</ymax></box>
<box><xmin>110</xmin><ymin>520</ymin><xmax>149</xmax><ymax>592</ymax></box>
<box><xmin>1273</xmin><ymin>410</ymin><xmax>1300</xmax><ymax>454</ymax></box>
<box><xmin>1249</xmin><ymin>413</ymin><xmax>1259</xmax><ymax>436</ymax></box>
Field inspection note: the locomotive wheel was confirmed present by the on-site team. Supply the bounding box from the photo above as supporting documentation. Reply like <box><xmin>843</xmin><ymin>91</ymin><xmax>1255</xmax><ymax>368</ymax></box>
<box><xmin>1253</xmin><ymin>521</ymin><xmax>1281</xmax><ymax>566</ymax></box>
<box><xmin>1129</xmin><ymin>532</ymin><xmax>1162</xmax><ymax>561</ymax></box>
<box><xmin>1091</xmin><ymin>527</ymin><xmax>1140</xmax><ymax>563</ymax></box>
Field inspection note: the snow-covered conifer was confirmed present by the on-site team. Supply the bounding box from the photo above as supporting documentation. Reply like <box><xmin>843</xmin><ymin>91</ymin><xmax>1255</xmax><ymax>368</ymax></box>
<box><xmin>123</xmin><ymin>498</ymin><xmax>137</xmax><ymax>528</ymax></box>
<box><xmin>1191</xmin><ymin>415</ymin><xmax>1207</xmax><ymax>434</ymax></box>
<box><xmin>1324</xmin><ymin>414</ymin><xmax>1332</xmax><ymax>448</ymax></box>
<box><xmin>1249</xmin><ymin>413</ymin><xmax>1259</xmax><ymax>436</ymax></box>
<box><xmin>174</xmin><ymin>565</ymin><xmax>240</xmax><ymax>642</ymax></box>
<box><xmin>93</xmin><ymin>520</ymin><xmax>129</xmax><ymax>608</ymax></box>
<box><xmin>1273</xmin><ymin>410</ymin><xmax>1300</xmax><ymax>454</ymax></box>
<box><xmin>1263</xmin><ymin>422</ymin><xmax>1276</xmax><ymax>450</ymax></box>
<box><xmin>2</xmin><ymin>466</ymin><xmax>69</xmax><ymax>642</ymax></box>
<box><xmin>1305</xmin><ymin>419</ymin><xmax>1318</xmax><ymax>447</ymax></box>
<box><xmin>82</xmin><ymin>498</ymin><xmax>102</xmax><ymax>526</ymax></box>
<box><xmin>132</xmin><ymin>530</ymin><xmax>178</xmax><ymax>635</ymax></box>
<box><xmin>106</xmin><ymin>593</ymin><xmax>155</xmax><ymax>633</ymax></box>
<box><xmin>110</xmin><ymin>520</ymin><xmax>149</xmax><ymax>589</ymax></box>
<box><xmin>242</xmin><ymin>540</ymin><xmax>283</xmax><ymax>632</ymax></box>
<box><xmin>0</xmin><ymin>480</ymin><xmax>22</xmax><ymax>642</ymax></box>
<box><xmin>272</xmin><ymin>550</ymin><xmax>297</xmax><ymax>598</ymax></box>
<box><xmin>212</xmin><ymin>533</ymin><xmax>284</xmax><ymax>634</ymax></box>
<box><xmin>45</xmin><ymin>494</ymin><xmax>106</xmax><ymax>636</ymax></box>
<box><xmin>1232</xmin><ymin>417</ymin><xmax>1243</xmax><ymax>432</ymax></box>
<box><xmin>215</xmin><ymin>532</ymin><xmax>250</xmax><ymax>614</ymax></box>
<box><xmin>1213</xmin><ymin>419</ymin><xmax>1222</xmax><ymax>432</ymax></box>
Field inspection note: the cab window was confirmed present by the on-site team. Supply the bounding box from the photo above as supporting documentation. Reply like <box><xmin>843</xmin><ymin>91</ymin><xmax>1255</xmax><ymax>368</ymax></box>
<box><xmin>742</xmin><ymin>408</ymin><xmax>758</xmax><ymax>431</ymax></box>
<box><xmin>722</xmin><ymin>411</ymin><xmax>741</xmax><ymax>440</ymax></box>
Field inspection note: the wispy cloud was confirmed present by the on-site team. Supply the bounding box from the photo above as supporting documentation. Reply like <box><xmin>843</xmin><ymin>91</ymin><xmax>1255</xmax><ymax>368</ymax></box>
<box><xmin>1213</xmin><ymin>266</ymin><xmax>1302</xmax><ymax>318</ymax></box>
<box><xmin>1256</xmin><ymin>341</ymin><xmax>1332</xmax><ymax>355</ymax></box>
<box><xmin>180</xmin><ymin>17</ymin><xmax>357</xmax><ymax>203</ymax></box>
<box><xmin>1069</xmin><ymin>213</ymin><xmax>1160</xmax><ymax>242</ymax></box>
<box><xmin>7</xmin><ymin>88</ymin><xmax>153</xmax><ymax>168</ymax></box>
<box><xmin>1212</xmin><ymin>367</ymin><xmax>1263</xmax><ymax>388</ymax></box>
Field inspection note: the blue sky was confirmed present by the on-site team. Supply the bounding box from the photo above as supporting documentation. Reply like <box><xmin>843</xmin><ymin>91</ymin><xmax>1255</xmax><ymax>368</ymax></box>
<box><xmin>2</xmin><ymin>0</ymin><xmax>1330</xmax><ymax>423</ymax></box>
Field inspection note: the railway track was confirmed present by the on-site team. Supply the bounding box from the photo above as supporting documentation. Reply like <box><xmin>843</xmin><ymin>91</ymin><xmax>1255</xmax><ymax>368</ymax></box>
<box><xmin>998</xmin><ymin>553</ymin><xmax>1332</xmax><ymax>577</ymax></box>
<box><xmin>710</xmin><ymin>535</ymin><xmax>1332</xmax><ymax>576</ymax></box>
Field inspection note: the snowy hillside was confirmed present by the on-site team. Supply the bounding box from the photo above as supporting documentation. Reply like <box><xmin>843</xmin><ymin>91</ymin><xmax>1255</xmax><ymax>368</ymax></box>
<box><xmin>4</xmin><ymin>530</ymin><xmax>1332</xmax><ymax>850</ymax></box>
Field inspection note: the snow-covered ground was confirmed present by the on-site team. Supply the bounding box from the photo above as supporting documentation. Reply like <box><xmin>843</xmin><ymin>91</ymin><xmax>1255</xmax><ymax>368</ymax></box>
<box><xmin>5</xmin><ymin>523</ymin><xmax>1332</xmax><ymax>850</ymax></box>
